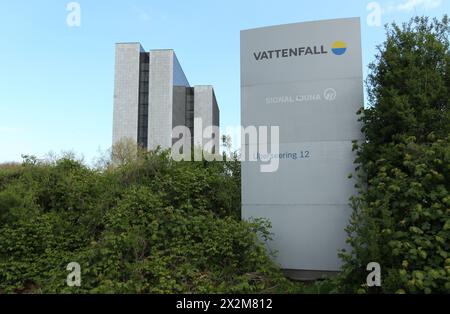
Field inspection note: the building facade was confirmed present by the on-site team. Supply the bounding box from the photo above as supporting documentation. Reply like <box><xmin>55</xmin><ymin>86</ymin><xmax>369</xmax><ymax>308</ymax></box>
<box><xmin>113</xmin><ymin>43</ymin><xmax>219</xmax><ymax>152</ymax></box>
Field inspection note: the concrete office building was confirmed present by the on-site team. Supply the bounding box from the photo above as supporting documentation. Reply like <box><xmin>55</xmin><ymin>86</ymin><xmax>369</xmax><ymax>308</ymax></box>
<box><xmin>113</xmin><ymin>43</ymin><xmax>219</xmax><ymax>152</ymax></box>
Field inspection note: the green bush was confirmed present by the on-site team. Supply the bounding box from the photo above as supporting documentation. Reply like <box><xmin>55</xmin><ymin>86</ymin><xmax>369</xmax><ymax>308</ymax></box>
<box><xmin>338</xmin><ymin>16</ymin><xmax>450</xmax><ymax>293</ymax></box>
<box><xmin>0</xmin><ymin>149</ymin><xmax>297</xmax><ymax>293</ymax></box>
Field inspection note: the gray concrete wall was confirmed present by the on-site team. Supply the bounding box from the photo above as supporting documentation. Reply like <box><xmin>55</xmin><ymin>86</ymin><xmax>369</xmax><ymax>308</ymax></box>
<box><xmin>194</xmin><ymin>85</ymin><xmax>220</xmax><ymax>153</ymax></box>
<box><xmin>148</xmin><ymin>50</ymin><xmax>174</xmax><ymax>150</ymax></box>
<box><xmin>112</xmin><ymin>43</ymin><xmax>142</xmax><ymax>146</ymax></box>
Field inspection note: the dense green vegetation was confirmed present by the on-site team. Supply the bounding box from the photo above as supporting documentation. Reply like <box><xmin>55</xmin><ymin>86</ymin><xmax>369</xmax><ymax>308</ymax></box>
<box><xmin>0</xmin><ymin>150</ymin><xmax>308</xmax><ymax>293</ymax></box>
<box><xmin>336</xmin><ymin>16</ymin><xmax>450</xmax><ymax>293</ymax></box>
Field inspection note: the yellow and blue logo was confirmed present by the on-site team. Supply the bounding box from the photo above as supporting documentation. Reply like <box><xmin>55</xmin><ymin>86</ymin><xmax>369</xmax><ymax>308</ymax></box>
<box><xmin>331</xmin><ymin>41</ymin><xmax>347</xmax><ymax>55</ymax></box>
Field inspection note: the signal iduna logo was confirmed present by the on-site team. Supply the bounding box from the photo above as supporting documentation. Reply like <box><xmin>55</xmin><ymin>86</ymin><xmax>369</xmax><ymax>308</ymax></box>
<box><xmin>331</xmin><ymin>41</ymin><xmax>347</xmax><ymax>55</ymax></box>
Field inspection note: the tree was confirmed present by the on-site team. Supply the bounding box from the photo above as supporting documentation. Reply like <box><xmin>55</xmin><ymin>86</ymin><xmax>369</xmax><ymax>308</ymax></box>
<box><xmin>338</xmin><ymin>16</ymin><xmax>450</xmax><ymax>293</ymax></box>
<box><xmin>110</xmin><ymin>138</ymin><xmax>146</xmax><ymax>167</ymax></box>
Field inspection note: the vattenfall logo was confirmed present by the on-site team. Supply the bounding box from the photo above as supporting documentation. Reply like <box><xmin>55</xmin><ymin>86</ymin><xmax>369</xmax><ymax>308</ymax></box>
<box><xmin>253</xmin><ymin>41</ymin><xmax>347</xmax><ymax>61</ymax></box>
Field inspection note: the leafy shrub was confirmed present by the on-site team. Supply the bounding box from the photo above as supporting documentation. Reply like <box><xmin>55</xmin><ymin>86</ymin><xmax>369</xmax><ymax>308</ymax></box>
<box><xmin>338</xmin><ymin>16</ymin><xmax>450</xmax><ymax>293</ymax></box>
<box><xmin>0</xmin><ymin>149</ymin><xmax>296</xmax><ymax>293</ymax></box>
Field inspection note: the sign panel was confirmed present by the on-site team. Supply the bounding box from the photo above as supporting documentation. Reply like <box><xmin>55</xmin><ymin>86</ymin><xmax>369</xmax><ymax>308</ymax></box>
<box><xmin>241</xmin><ymin>18</ymin><xmax>363</xmax><ymax>274</ymax></box>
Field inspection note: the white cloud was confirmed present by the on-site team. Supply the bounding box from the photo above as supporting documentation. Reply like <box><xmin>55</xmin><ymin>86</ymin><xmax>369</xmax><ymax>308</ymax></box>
<box><xmin>389</xmin><ymin>0</ymin><xmax>442</xmax><ymax>13</ymax></box>
<box><xmin>0</xmin><ymin>127</ymin><xmax>26</xmax><ymax>134</ymax></box>
<box><xmin>131</xmin><ymin>6</ymin><xmax>151</xmax><ymax>23</ymax></box>
<box><xmin>138</xmin><ymin>11</ymin><xmax>150</xmax><ymax>22</ymax></box>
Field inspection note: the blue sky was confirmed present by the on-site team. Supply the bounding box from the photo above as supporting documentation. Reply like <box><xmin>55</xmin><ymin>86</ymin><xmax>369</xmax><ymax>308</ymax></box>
<box><xmin>0</xmin><ymin>0</ymin><xmax>448</xmax><ymax>163</ymax></box>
